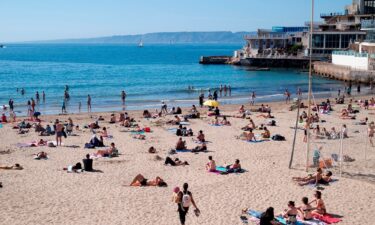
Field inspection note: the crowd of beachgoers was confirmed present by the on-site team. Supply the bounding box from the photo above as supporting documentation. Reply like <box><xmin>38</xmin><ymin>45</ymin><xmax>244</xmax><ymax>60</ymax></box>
<box><xmin>1</xmin><ymin>85</ymin><xmax>375</xmax><ymax>225</ymax></box>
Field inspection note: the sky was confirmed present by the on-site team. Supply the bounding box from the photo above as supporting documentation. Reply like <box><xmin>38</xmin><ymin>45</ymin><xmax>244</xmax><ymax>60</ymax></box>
<box><xmin>0</xmin><ymin>0</ymin><xmax>352</xmax><ymax>42</ymax></box>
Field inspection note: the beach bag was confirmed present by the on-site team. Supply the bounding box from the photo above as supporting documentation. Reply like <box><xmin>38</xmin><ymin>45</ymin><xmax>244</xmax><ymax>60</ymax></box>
<box><xmin>272</xmin><ymin>134</ymin><xmax>285</xmax><ymax>141</ymax></box>
<box><xmin>182</xmin><ymin>192</ymin><xmax>192</xmax><ymax>208</ymax></box>
<box><xmin>144</xmin><ymin>127</ymin><xmax>151</xmax><ymax>132</ymax></box>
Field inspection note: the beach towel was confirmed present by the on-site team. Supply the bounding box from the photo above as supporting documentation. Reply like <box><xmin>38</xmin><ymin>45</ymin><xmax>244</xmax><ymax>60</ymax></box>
<box><xmin>130</xmin><ymin>131</ymin><xmax>145</xmax><ymax>135</ymax></box>
<box><xmin>313</xmin><ymin>214</ymin><xmax>341</xmax><ymax>224</ymax></box>
<box><xmin>306</xmin><ymin>179</ymin><xmax>339</xmax><ymax>189</ymax></box>
<box><xmin>210</xmin><ymin>124</ymin><xmax>223</xmax><ymax>127</ymax></box>
<box><xmin>176</xmin><ymin>149</ymin><xmax>191</xmax><ymax>153</ymax></box>
<box><xmin>244</xmin><ymin>139</ymin><xmax>269</xmax><ymax>143</ymax></box>
<box><xmin>247</xmin><ymin>209</ymin><xmax>262</xmax><ymax>218</ymax></box>
<box><xmin>34</xmin><ymin>156</ymin><xmax>49</xmax><ymax>160</ymax></box>
<box><xmin>167</xmin><ymin>128</ymin><xmax>177</xmax><ymax>133</ymax></box>
<box><xmin>276</xmin><ymin>216</ymin><xmax>304</xmax><ymax>225</ymax></box>
<box><xmin>179</xmin><ymin>122</ymin><xmax>190</xmax><ymax>125</ymax></box>
<box><xmin>16</xmin><ymin>141</ymin><xmax>40</xmax><ymax>148</ymax></box>
<box><xmin>0</xmin><ymin>124</ymin><xmax>3</xmax><ymax>128</ymax></box>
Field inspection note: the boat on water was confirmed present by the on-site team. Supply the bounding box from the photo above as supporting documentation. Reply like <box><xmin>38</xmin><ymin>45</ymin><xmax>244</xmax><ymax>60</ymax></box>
<box><xmin>0</xmin><ymin>44</ymin><xmax>6</xmax><ymax>48</ymax></box>
<box><xmin>138</xmin><ymin>39</ymin><xmax>143</xmax><ymax>48</ymax></box>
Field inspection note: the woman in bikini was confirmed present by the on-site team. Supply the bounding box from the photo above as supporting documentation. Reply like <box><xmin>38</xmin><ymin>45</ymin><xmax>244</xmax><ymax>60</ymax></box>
<box><xmin>282</xmin><ymin>201</ymin><xmax>298</xmax><ymax>225</ymax></box>
<box><xmin>297</xmin><ymin>197</ymin><xmax>313</xmax><ymax>221</ymax></box>
<box><xmin>129</xmin><ymin>174</ymin><xmax>167</xmax><ymax>187</ymax></box>
<box><xmin>310</xmin><ymin>191</ymin><xmax>326</xmax><ymax>215</ymax></box>
<box><xmin>292</xmin><ymin>168</ymin><xmax>323</xmax><ymax>185</ymax></box>
<box><xmin>221</xmin><ymin>116</ymin><xmax>231</xmax><ymax>126</ymax></box>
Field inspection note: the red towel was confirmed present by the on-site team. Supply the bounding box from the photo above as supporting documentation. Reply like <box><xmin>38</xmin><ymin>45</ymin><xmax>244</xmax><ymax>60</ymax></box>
<box><xmin>314</xmin><ymin>214</ymin><xmax>342</xmax><ymax>224</ymax></box>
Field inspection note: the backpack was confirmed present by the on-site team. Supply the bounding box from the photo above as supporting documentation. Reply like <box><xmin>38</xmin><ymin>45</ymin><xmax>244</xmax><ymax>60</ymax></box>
<box><xmin>272</xmin><ymin>134</ymin><xmax>285</xmax><ymax>141</ymax></box>
<box><xmin>182</xmin><ymin>191</ymin><xmax>192</xmax><ymax>208</ymax></box>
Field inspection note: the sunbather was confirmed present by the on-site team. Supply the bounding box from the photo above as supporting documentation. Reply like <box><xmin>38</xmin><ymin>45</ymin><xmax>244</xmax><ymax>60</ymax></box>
<box><xmin>261</xmin><ymin>127</ymin><xmax>270</xmax><ymax>139</ymax></box>
<box><xmin>297</xmin><ymin>197</ymin><xmax>313</xmax><ymax>221</ymax></box>
<box><xmin>281</xmin><ymin>201</ymin><xmax>298</xmax><ymax>224</ymax></box>
<box><xmin>129</xmin><ymin>174</ymin><xmax>167</xmax><ymax>187</ymax></box>
<box><xmin>164</xmin><ymin>157</ymin><xmax>189</xmax><ymax>166</ymax></box>
<box><xmin>191</xmin><ymin>143</ymin><xmax>207</xmax><ymax>153</ymax></box>
<box><xmin>176</xmin><ymin>138</ymin><xmax>187</xmax><ymax>150</ymax></box>
<box><xmin>310</xmin><ymin>191</ymin><xmax>326</xmax><ymax>215</ymax></box>
<box><xmin>206</xmin><ymin>156</ymin><xmax>216</xmax><ymax>172</ymax></box>
<box><xmin>221</xmin><ymin>116</ymin><xmax>231</xmax><ymax>126</ymax></box>
<box><xmin>197</xmin><ymin>130</ymin><xmax>205</xmax><ymax>142</ymax></box>
<box><xmin>35</xmin><ymin>151</ymin><xmax>48</xmax><ymax>159</ymax></box>
<box><xmin>292</xmin><ymin>168</ymin><xmax>323</xmax><ymax>183</ymax></box>
<box><xmin>0</xmin><ymin>164</ymin><xmax>23</xmax><ymax>170</ymax></box>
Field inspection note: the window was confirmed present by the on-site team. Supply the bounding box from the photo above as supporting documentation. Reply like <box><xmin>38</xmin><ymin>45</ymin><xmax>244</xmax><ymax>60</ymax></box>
<box><xmin>312</xmin><ymin>34</ymin><xmax>324</xmax><ymax>48</ymax></box>
<box><xmin>341</xmin><ymin>34</ymin><xmax>357</xmax><ymax>48</ymax></box>
<box><xmin>325</xmin><ymin>34</ymin><xmax>340</xmax><ymax>48</ymax></box>
<box><xmin>364</xmin><ymin>0</ymin><xmax>375</xmax><ymax>14</ymax></box>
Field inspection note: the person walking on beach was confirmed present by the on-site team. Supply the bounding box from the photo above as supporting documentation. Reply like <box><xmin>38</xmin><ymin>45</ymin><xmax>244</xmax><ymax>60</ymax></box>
<box><xmin>199</xmin><ymin>94</ymin><xmax>204</xmax><ymax>108</ymax></box>
<box><xmin>121</xmin><ymin>90</ymin><xmax>126</xmax><ymax>104</ymax></box>
<box><xmin>87</xmin><ymin>95</ymin><xmax>92</xmax><ymax>112</ymax></box>
<box><xmin>176</xmin><ymin>183</ymin><xmax>200</xmax><ymax>225</ymax></box>
<box><xmin>284</xmin><ymin>89</ymin><xmax>291</xmax><ymax>104</ymax></box>
<box><xmin>8</xmin><ymin>99</ymin><xmax>14</xmax><ymax>111</ymax></box>
<box><xmin>161</xmin><ymin>101</ymin><xmax>168</xmax><ymax>114</ymax></box>
<box><xmin>368</xmin><ymin>122</ymin><xmax>375</xmax><ymax>147</ymax></box>
<box><xmin>250</xmin><ymin>91</ymin><xmax>256</xmax><ymax>106</ymax></box>
<box><xmin>42</xmin><ymin>91</ymin><xmax>46</xmax><ymax>102</ymax></box>
<box><xmin>55</xmin><ymin>120</ymin><xmax>64</xmax><ymax>146</ymax></box>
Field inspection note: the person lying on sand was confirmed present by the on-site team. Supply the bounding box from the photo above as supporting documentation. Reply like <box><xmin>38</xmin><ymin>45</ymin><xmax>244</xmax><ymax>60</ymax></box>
<box><xmin>165</xmin><ymin>156</ymin><xmax>189</xmax><ymax>166</ymax></box>
<box><xmin>206</xmin><ymin>156</ymin><xmax>216</xmax><ymax>172</ymax></box>
<box><xmin>38</xmin><ymin>139</ymin><xmax>48</xmax><ymax>146</ymax></box>
<box><xmin>93</xmin><ymin>142</ymin><xmax>119</xmax><ymax>157</ymax></box>
<box><xmin>239</xmin><ymin>105</ymin><xmax>245</xmax><ymax>114</ymax></box>
<box><xmin>133</xmin><ymin>134</ymin><xmax>146</xmax><ymax>140</ymax></box>
<box><xmin>293</xmin><ymin>168</ymin><xmax>323</xmax><ymax>183</ymax></box>
<box><xmin>224</xmin><ymin>159</ymin><xmax>242</xmax><ymax>173</ymax></box>
<box><xmin>0</xmin><ymin>164</ymin><xmax>23</xmax><ymax>170</ymax></box>
<box><xmin>129</xmin><ymin>174</ymin><xmax>167</xmax><ymax>187</ymax></box>
<box><xmin>109</xmin><ymin>114</ymin><xmax>116</xmax><ymax>124</ymax></box>
<box><xmin>34</xmin><ymin>151</ymin><xmax>48</xmax><ymax>160</ymax></box>
<box><xmin>167</xmin><ymin>115</ymin><xmax>181</xmax><ymax>125</ymax></box>
<box><xmin>191</xmin><ymin>143</ymin><xmax>207</xmax><ymax>153</ymax></box>
<box><xmin>257</xmin><ymin>111</ymin><xmax>274</xmax><ymax>119</ymax></box>
<box><xmin>64</xmin><ymin>163</ymin><xmax>82</xmax><ymax>173</ymax></box>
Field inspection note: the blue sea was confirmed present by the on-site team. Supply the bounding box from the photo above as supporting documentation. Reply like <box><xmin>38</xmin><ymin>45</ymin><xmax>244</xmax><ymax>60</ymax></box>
<box><xmin>0</xmin><ymin>44</ymin><xmax>345</xmax><ymax>115</ymax></box>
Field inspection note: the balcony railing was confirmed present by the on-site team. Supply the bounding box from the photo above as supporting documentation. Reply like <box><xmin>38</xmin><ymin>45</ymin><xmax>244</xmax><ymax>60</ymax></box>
<box><xmin>320</xmin><ymin>12</ymin><xmax>344</xmax><ymax>18</ymax></box>
<box><xmin>361</xmin><ymin>20</ymin><xmax>375</xmax><ymax>30</ymax></box>
<box><xmin>332</xmin><ymin>50</ymin><xmax>368</xmax><ymax>58</ymax></box>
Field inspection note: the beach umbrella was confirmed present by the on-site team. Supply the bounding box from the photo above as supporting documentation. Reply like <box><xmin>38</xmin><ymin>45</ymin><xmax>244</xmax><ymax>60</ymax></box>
<box><xmin>203</xmin><ymin>100</ymin><xmax>219</xmax><ymax>107</ymax></box>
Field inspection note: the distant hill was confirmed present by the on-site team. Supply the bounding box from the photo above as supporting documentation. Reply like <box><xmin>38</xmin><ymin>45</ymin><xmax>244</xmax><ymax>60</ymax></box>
<box><xmin>30</xmin><ymin>31</ymin><xmax>254</xmax><ymax>44</ymax></box>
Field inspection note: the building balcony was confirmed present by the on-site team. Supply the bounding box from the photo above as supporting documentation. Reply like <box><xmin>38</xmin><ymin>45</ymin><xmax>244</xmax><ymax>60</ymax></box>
<box><xmin>320</xmin><ymin>12</ymin><xmax>345</xmax><ymax>18</ymax></box>
<box><xmin>361</xmin><ymin>19</ymin><xmax>375</xmax><ymax>30</ymax></box>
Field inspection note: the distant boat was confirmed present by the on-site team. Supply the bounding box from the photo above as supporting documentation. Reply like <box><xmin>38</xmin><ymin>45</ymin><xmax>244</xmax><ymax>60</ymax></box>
<box><xmin>138</xmin><ymin>39</ymin><xmax>143</xmax><ymax>48</ymax></box>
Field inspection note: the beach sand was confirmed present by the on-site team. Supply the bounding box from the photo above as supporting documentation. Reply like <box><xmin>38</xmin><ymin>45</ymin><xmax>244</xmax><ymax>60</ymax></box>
<box><xmin>1</xmin><ymin>96</ymin><xmax>375</xmax><ymax>225</ymax></box>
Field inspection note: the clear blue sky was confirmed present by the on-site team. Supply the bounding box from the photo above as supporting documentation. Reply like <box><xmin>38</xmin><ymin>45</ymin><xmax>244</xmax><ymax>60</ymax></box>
<box><xmin>0</xmin><ymin>0</ymin><xmax>352</xmax><ymax>42</ymax></box>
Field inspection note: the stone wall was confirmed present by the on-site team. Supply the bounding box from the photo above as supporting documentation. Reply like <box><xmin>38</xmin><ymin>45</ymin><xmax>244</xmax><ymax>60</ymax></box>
<box><xmin>313</xmin><ymin>62</ymin><xmax>375</xmax><ymax>83</ymax></box>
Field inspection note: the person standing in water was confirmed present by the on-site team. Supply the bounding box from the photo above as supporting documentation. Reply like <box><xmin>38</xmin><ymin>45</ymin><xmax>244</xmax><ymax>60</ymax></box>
<box><xmin>36</xmin><ymin>91</ymin><xmax>40</xmax><ymax>102</ymax></box>
<box><xmin>284</xmin><ymin>89</ymin><xmax>291</xmax><ymax>104</ymax></box>
<box><xmin>176</xmin><ymin>183</ymin><xmax>200</xmax><ymax>225</ymax></box>
<box><xmin>87</xmin><ymin>95</ymin><xmax>92</xmax><ymax>112</ymax></box>
<box><xmin>42</xmin><ymin>91</ymin><xmax>46</xmax><ymax>102</ymax></box>
<box><xmin>62</xmin><ymin>100</ymin><xmax>67</xmax><ymax>114</ymax></box>
<box><xmin>250</xmin><ymin>91</ymin><xmax>256</xmax><ymax>106</ymax></box>
<box><xmin>121</xmin><ymin>90</ymin><xmax>126</xmax><ymax>104</ymax></box>
<box><xmin>9</xmin><ymin>99</ymin><xmax>14</xmax><ymax>111</ymax></box>
<box><xmin>31</xmin><ymin>98</ymin><xmax>36</xmax><ymax>111</ymax></box>
<box><xmin>78</xmin><ymin>102</ymin><xmax>81</xmax><ymax>113</ymax></box>
<box><xmin>228</xmin><ymin>85</ymin><xmax>231</xmax><ymax>96</ymax></box>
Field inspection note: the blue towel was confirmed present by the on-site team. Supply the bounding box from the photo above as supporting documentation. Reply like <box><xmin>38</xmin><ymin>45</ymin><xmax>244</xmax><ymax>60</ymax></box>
<box><xmin>176</xmin><ymin>149</ymin><xmax>191</xmax><ymax>153</ymax></box>
<box><xmin>247</xmin><ymin>210</ymin><xmax>262</xmax><ymax>219</ymax></box>
<box><xmin>276</xmin><ymin>216</ymin><xmax>304</xmax><ymax>225</ymax></box>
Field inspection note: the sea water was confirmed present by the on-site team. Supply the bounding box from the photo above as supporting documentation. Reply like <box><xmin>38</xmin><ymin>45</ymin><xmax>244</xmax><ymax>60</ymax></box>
<box><xmin>0</xmin><ymin>43</ymin><xmax>345</xmax><ymax>115</ymax></box>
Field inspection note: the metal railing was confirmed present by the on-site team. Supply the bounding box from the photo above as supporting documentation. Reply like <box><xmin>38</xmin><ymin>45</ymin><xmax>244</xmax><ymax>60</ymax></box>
<box><xmin>332</xmin><ymin>50</ymin><xmax>368</xmax><ymax>57</ymax></box>
<box><xmin>320</xmin><ymin>12</ymin><xmax>344</xmax><ymax>17</ymax></box>
<box><xmin>361</xmin><ymin>19</ymin><xmax>375</xmax><ymax>30</ymax></box>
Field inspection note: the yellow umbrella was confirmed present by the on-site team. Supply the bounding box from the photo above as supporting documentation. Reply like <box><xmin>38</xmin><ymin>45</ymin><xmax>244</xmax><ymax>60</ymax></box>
<box><xmin>203</xmin><ymin>100</ymin><xmax>219</xmax><ymax>107</ymax></box>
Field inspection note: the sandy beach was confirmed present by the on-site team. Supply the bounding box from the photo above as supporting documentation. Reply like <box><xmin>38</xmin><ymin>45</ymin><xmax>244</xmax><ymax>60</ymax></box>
<box><xmin>1</xmin><ymin>96</ymin><xmax>375</xmax><ymax>225</ymax></box>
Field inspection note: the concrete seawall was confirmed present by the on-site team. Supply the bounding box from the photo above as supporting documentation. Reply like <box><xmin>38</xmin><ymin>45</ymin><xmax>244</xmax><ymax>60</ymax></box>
<box><xmin>313</xmin><ymin>62</ymin><xmax>375</xmax><ymax>83</ymax></box>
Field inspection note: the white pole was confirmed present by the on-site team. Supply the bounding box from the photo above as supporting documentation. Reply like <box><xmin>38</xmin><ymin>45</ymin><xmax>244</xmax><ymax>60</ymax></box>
<box><xmin>306</xmin><ymin>0</ymin><xmax>314</xmax><ymax>172</ymax></box>
<box><xmin>339</xmin><ymin>126</ymin><xmax>344</xmax><ymax>177</ymax></box>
